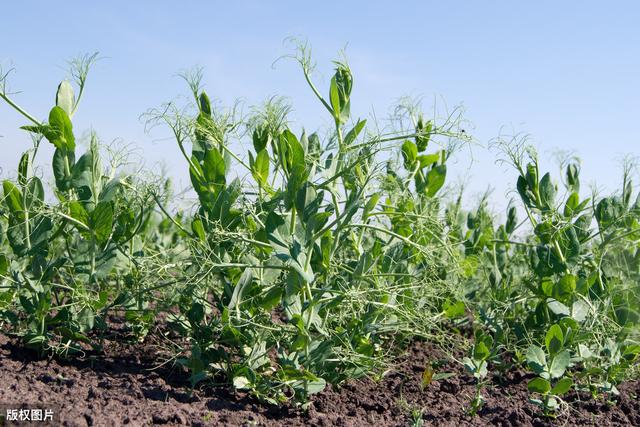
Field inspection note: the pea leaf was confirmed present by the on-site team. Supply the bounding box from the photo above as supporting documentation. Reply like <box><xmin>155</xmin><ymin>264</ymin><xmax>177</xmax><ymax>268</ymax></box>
<box><xmin>69</xmin><ymin>201</ymin><xmax>90</xmax><ymax>227</ymax></box>
<box><xmin>556</xmin><ymin>274</ymin><xmax>576</xmax><ymax>299</ymax></box>
<box><xmin>545</xmin><ymin>324</ymin><xmax>564</xmax><ymax>356</ymax></box>
<box><xmin>539</xmin><ymin>173</ymin><xmax>556</xmax><ymax>210</ymax></box>
<box><xmin>551</xmin><ymin>377</ymin><xmax>572</xmax><ymax>396</ymax></box>
<box><xmin>47</xmin><ymin>106</ymin><xmax>75</xmax><ymax>151</ymax></box>
<box><xmin>418</xmin><ymin>153</ymin><xmax>439</xmax><ymax>169</ymax></box>
<box><xmin>2</xmin><ymin>181</ymin><xmax>24</xmax><ymax>219</ymax></box>
<box><xmin>251</xmin><ymin>149</ymin><xmax>270</xmax><ymax>186</ymax></box>
<box><xmin>526</xmin><ymin>345</ymin><xmax>547</xmax><ymax>374</ymax></box>
<box><xmin>473</xmin><ymin>341</ymin><xmax>490</xmax><ymax>361</ymax></box>
<box><xmin>91</xmin><ymin>201</ymin><xmax>114</xmax><ymax>244</ymax></box>
<box><xmin>564</xmin><ymin>192</ymin><xmax>580</xmax><ymax>217</ymax></box>
<box><xmin>202</xmin><ymin>147</ymin><xmax>226</xmax><ymax>189</ymax></box>
<box><xmin>425</xmin><ymin>165</ymin><xmax>447</xmax><ymax>197</ymax></box>
<box><xmin>18</xmin><ymin>152</ymin><xmax>30</xmax><ymax>186</ymax></box>
<box><xmin>0</xmin><ymin>254</ymin><xmax>8</xmax><ymax>276</ymax></box>
<box><xmin>549</xmin><ymin>349</ymin><xmax>570</xmax><ymax>378</ymax></box>
<box><xmin>343</xmin><ymin>119</ymin><xmax>366</xmax><ymax>147</ymax></box>
<box><xmin>528</xmin><ymin>377</ymin><xmax>551</xmax><ymax>394</ymax></box>
<box><xmin>401</xmin><ymin>140</ymin><xmax>417</xmax><ymax>169</ymax></box>
<box><xmin>56</xmin><ymin>80</ymin><xmax>75</xmax><ymax>115</ymax></box>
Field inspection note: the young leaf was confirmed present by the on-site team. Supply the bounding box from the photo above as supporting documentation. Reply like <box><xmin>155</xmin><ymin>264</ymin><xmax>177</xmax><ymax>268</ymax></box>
<box><xmin>539</xmin><ymin>173</ymin><xmax>556</xmax><ymax>210</ymax></box>
<box><xmin>401</xmin><ymin>140</ymin><xmax>418</xmax><ymax>169</ymax></box>
<box><xmin>91</xmin><ymin>201</ymin><xmax>114</xmax><ymax>244</ymax></box>
<box><xmin>191</xmin><ymin>217</ymin><xmax>206</xmax><ymax>241</ymax></box>
<box><xmin>251</xmin><ymin>149</ymin><xmax>270</xmax><ymax>187</ymax></box>
<box><xmin>549</xmin><ymin>349</ymin><xmax>570</xmax><ymax>378</ymax></box>
<box><xmin>2</xmin><ymin>181</ymin><xmax>24</xmax><ymax>218</ymax></box>
<box><xmin>56</xmin><ymin>80</ymin><xmax>75</xmax><ymax>115</ymax></box>
<box><xmin>18</xmin><ymin>152</ymin><xmax>30</xmax><ymax>186</ymax></box>
<box><xmin>202</xmin><ymin>147</ymin><xmax>226</xmax><ymax>188</ymax></box>
<box><xmin>551</xmin><ymin>377</ymin><xmax>572</xmax><ymax>396</ymax></box>
<box><xmin>528</xmin><ymin>377</ymin><xmax>551</xmax><ymax>394</ymax></box>
<box><xmin>473</xmin><ymin>341</ymin><xmax>490</xmax><ymax>361</ymax></box>
<box><xmin>0</xmin><ymin>254</ymin><xmax>8</xmax><ymax>277</ymax></box>
<box><xmin>564</xmin><ymin>191</ymin><xmax>580</xmax><ymax>217</ymax></box>
<box><xmin>505</xmin><ymin>205</ymin><xmax>518</xmax><ymax>234</ymax></box>
<box><xmin>545</xmin><ymin>324</ymin><xmax>564</xmax><ymax>356</ymax></box>
<box><xmin>343</xmin><ymin>119</ymin><xmax>366</xmax><ymax>147</ymax></box>
<box><xmin>47</xmin><ymin>106</ymin><xmax>75</xmax><ymax>151</ymax></box>
<box><xmin>526</xmin><ymin>345</ymin><xmax>547</xmax><ymax>374</ymax></box>
<box><xmin>425</xmin><ymin>165</ymin><xmax>447</xmax><ymax>197</ymax></box>
<box><xmin>417</xmin><ymin>153</ymin><xmax>439</xmax><ymax>169</ymax></box>
<box><xmin>555</xmin><ymin>274</ymin><xmax>577</xmax><ymax>299</ymax></box>
<box><xmin>199</xmin><ymin>91</ymin><xmax>212</xmax><ymax>116</ymax></box>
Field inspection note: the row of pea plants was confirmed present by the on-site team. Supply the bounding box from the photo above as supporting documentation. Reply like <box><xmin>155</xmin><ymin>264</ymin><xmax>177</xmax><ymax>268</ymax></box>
<box><xmin>1</xmin><ymin>50</ymin><xmax>638</xmax><ymax>414</ymax></box>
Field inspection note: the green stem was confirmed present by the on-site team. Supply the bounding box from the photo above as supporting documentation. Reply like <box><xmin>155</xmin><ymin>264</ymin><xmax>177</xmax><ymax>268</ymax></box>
<box><xmin>0</xmin><ymin>92</ymin><xmax>42</xmax><ymax>126</ymax></box>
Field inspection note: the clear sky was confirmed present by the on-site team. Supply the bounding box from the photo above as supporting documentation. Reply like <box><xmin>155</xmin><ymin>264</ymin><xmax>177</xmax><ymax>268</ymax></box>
<box><xmin>1</xmin><ymin>1</ymin><xmax>639</xmax><ymax>211</ymax></box>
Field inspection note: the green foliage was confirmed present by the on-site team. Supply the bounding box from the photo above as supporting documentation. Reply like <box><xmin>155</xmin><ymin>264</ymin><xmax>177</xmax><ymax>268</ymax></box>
<box><xmin>1</xmin><ymin>47</ymin><xmax>638</xmax><ymax>415</ymax></box>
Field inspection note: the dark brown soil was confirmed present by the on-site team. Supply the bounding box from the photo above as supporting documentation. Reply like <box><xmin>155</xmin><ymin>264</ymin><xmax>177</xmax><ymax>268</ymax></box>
<box><xmin>0</xmin><ymin>328</ymin><xmax>638</xmax><ymax>427</ymax></box>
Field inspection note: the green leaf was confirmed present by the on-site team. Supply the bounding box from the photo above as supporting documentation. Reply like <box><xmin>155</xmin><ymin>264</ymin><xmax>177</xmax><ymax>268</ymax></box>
<box><xmin>259</xmin><ymin>287</ymin><xmax>283</xmax><ymax>311</ymax></box>
<box><xmin>284</xmin><ymin>129</ymin><xmax>306</xmax><ymax>171</ymax></box>
<box><xmin>191</xmin><ymin>217</ymin><xmax>206</xmax><ymax>241</ymax></box>
<box><xmin>517</xmin><ymin>175</ymin><xmax>534</xmax><ymax>208</ymax></box>
<box><xmin>415</xmin><ymin>117</ymin><xmax>432</xmax><ymax>151</ymax></box>
<box><xmin>417</xmin><ymin>153</ymin><xmax>439</xmax><ymax>169</ymax></box>
<box><xmin>505</xmin><ymin>205</ymin><xmax>518</xmax><ymax>234</ymax></box>
<box><xmin>252</xmin><ymin>125</ymin><xmax>270</xmax><ymax>152</ymax></box>
<box><xmin>56</xmin><ymin>80</ymin><xmax>75</xmax><ymax>115</ymax></box>
<box><xmin>305</xmin><ymin>377</ymin><xmax>326</xmax><ymax>395</ymax></box>
<box><xmin>564</xmin><ymin>192</ymin><xmax>580</xmax><ymax>217</ymax></box>
<box><xmin>71</xmin><ymin>151</ymin><xmax>95</xmax><ymax>201</ymax></box>
<box><xmin>539</xmin><ymin>172</ymin><xmax>556</xmax><ymax>210</ymax></box>
<box><xmin>91</xmin><ymin>201</ymin><xmax>114</xmax><ymax>244</ymax></box>
<box><xmin>25</xmin><ymin>178</ymin><xmax>45</xmax><ymax>211</ymax></box>
<box><xmin>473</xmin><ymin>341</ymin><xmax>490</xmax><ymax>361</ymax></box>
<box><xmin>18</xmin><ymin>152</ymin><xmax>29</xmax><ymax>186</ymax></box>
<box><xmin>545</xmin><ymin>324</ymin><xmax>564</xmax><ymax>356</ymax></box>
<box><xmin>329</xmin><ymin>75</ymin><xmax>341</xmax><ymax>119</ymax></box>
<box><xmin>52</xmin><ymin>148</ymin><xmax>74</xmax><ymax>192</ymax></box>
<box><xmin>199</xmin><ymin>91</ymin><xmax>212</xmax><ymax>116</ymax></box>
<box><xmin>251</xmin><ymin>149</ymin><xmax>270</xmax><ymax>186</ymax></box>
<box><xmin>2</xmin><ymin>181</ymin><xmax>24</xmax><ymax>219</ymax></box>
<box><xmin>69</xmin><ymin>201</ymin><xmax>90</xmax><ymax>227</ymax></box>
<box><xmin>549</xmin><ymin>349</ymin><xmax>570</xmax><ymax>378</ymax></box>
<box><xmin>425</xmin><ymin>164</ymin><xmax>447</xmax><ymax>197</ymax></box>
<box><xmin>566</xmin><ymin>163</ymin><xmax>580</xmax><ymax>192</ymax></box>
<box><xmin>77</xmin><ymin>307</ymin><xmax>95</xmax><ymax>332</ymax></box>
<box><xmin>233</xmin><ymin>376</ymin><xmax>251</xmax><ymax>390</ymax></box>
<box><xmin>202</xmin><ymin>147</ymin><xmax>226</xmax><ymax>189</ymax></box>
<box><xmin>266</xmin><ymin>212</ymin><xmax>314</xmax><ymax>283</ymax></box>
<box><xmin>0</xmin><ymin>254</ymin><xmax>8</xmax><ymax>276</ymax></box>
<box><xmin>551</xmin><ymin>377</ymin><xmax>572</xmax><ymax>396</ymax></box>
<box><xmin>47</xmin><ymin>106</ymin><xmax>75</xmax><ymax>150</ymax></box>
<box><xmin>556</xmin><ymin>274</ymin><xmax>576</xmax><ymax>299</ymax></box>
<box><xmin>228</xmin><ymin>269</ymin><xmax>253</xmax><ymax>311</ymax></box>
<box><xmin>443</xmin><ymin>299</ymin><xmax>466</xmax><ymax>318</ymax></box>
<box><xmin>343</xmin><ymin>119</ymin><xmax>366</xmax><ymax>147</ymax></box>
<box><xmin>528</xmin><ymin>377</ymin><xmax>551</xmax><ymax>394</ymax></box>
<box><xmin>401</xmin><ymin>140</ymin><xmax>418</xmax><ymax>169</ymax></box>
<box><xmin>526</xmin><ymin>345</ymin><xmax>547</xmax><ymax>374</ymax></box>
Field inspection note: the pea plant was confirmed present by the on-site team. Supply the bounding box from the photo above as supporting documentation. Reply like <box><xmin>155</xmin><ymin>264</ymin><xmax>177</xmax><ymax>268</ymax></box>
<box><xmin>144</xmin><ymin>45</ymin><xmax>470</xmax><ymax>404</ymax></box>
<box><xmin>457</xmin><ymin>137</ymin><xmax>640</xmax><ymax>415</ymax></box>
<box><xmin>1</xmin><ymin>47</ymin><xmax>638</xmax><ymax>415</ymax></box>
<box><xmin>0</xmin><ymin>55</ymin><xmax>161</xmax><ymax>355</ymax></box>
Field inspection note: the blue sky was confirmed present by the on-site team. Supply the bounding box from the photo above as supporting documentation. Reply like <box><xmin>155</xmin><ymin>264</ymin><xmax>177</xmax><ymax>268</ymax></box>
<box><xmin>1</xmin><ymin>1</ymin><xmax>639</xmax><ymax>211</ymax></box>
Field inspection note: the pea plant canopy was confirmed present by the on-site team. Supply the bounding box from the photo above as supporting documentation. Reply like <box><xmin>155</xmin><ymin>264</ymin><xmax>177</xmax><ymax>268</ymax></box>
<box><xmin>0</xmin><ymin>45</ymin><xmax>638</xmax><ymax>414</ymax></box>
